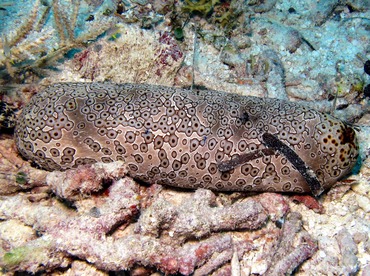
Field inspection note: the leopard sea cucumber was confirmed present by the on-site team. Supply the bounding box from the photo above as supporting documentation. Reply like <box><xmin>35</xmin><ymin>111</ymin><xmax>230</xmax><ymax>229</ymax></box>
<box><xmin>14</xmin><ymin>83</ymin><xmax>359</xmax><ymax>196</ymax></box>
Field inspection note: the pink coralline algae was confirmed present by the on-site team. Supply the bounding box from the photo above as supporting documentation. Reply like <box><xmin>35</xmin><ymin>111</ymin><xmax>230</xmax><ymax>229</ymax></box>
<box><xmin>73</xmin><ymin>49</ymin><xmax>97</xmax><ymax>80</ymax></box>
<box><xmin>156</xmin><ymin>31</ymin><xmax>184</xmax><ymax>76</ymax></box>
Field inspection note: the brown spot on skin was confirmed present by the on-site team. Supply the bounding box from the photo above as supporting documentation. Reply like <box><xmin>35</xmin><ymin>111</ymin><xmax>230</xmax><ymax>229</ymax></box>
<box><xmin>339</xmin><ymin>124</ymin><xmax>357</xmax><ymax>148</ymax></box>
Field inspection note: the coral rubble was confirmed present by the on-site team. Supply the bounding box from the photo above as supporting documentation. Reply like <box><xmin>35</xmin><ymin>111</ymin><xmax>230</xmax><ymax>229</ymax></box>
<box><xmin>0</xmin><ymin>151</ymin><xmax>320</xmax><ymax>275</ymax></box>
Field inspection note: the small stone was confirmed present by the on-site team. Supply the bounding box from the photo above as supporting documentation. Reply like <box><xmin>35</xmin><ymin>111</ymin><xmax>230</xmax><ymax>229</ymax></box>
<box><xmin>353</xmin><ymin>232</ymin><xmax>368</xmax><ymax>244</ymax></box>
<box><xmin>86</xmin><ymin>15</ymin><xmax>94</xmax><ymax>21</ymax></box>
<box><xmin>336</xmin><ymin>229</ymin><xmax>359</xmax><ymax>274</ymax></box>
<box><xmin>232</xmin><ymin>36</ymin><xmax>252</xmax><ymax>49</ymax></box>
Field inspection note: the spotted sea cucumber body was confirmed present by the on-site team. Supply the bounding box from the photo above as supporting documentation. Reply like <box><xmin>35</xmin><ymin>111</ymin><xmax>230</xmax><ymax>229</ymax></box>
<box><xmin>15</xmin><ymin>83</ymin><xmax>359</xmax><ymax>195</ymax></box>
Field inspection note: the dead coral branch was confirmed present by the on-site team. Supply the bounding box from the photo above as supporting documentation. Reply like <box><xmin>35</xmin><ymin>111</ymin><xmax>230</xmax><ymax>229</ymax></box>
<box><xmin>0</xmin><ymin>177</ymin><xmax>265</xmax><ymax>274</ymax></box>
<box><xmin>136</xmin><ymin>188</ymin><xmax>267</xmax><ymax>242</ymax></box>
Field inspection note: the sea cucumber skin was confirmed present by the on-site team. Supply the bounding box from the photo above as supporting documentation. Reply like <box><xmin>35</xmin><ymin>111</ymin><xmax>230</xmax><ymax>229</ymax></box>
<box><xmin>15</xmin><ymin>83</ymin><xmax>359</xmax><ymax>195</ymax></box>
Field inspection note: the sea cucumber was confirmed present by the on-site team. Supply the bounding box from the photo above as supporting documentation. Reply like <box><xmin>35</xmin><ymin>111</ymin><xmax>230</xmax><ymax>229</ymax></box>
<box><xmin>14</xmin><ymin>82</ymin><xmax>359</xmax><ymax>196</ymax></box>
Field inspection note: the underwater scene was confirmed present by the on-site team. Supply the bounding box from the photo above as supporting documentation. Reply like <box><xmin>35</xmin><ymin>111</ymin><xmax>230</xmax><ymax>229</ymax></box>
<box><xmin>0</xmin><ymin>0</ymin><xmax>370</xmax><ymax>275</ymax></box>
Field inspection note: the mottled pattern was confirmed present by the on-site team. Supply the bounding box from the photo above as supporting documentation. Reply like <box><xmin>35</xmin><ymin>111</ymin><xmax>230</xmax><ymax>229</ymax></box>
<box><xmin>15</xmin><ymin>83</ymin><xmax>359</xmax><ymax>195</ymax></box>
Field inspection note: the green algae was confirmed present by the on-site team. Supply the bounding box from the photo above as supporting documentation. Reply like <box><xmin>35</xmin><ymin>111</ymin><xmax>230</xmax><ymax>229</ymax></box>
<box><xmin>15</xmin><ymin>171</ymin><xmax>28</xmax><ymax>185</ymax></box>
<box><xmin>3</xmin><ymin>246</ymin><xmax>33</xmax><ymax>266</ymax></box>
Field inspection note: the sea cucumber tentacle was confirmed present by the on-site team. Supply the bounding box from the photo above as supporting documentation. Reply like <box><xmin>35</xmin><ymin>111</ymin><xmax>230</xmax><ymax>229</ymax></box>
<box><xmin>14</xmin><ymin>82</ymin><xmax>359</xmax><ymax>195</ymax></box>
